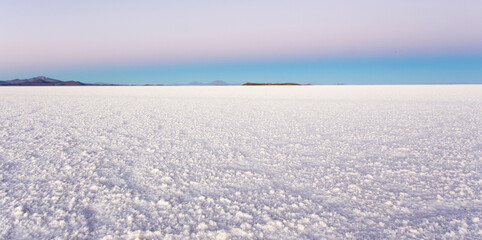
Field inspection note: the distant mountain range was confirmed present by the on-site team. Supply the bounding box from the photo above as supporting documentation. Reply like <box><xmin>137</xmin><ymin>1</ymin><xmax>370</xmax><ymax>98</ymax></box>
<box><xmin>0</xmin><ymin>76</ymin><xmax>97</xmax><ymax>86</ymax></box>
<box><xmin>185</xmin><ymin>80</ymin><xmax>230</xmax><ymax>86</ymax></box>
<box><xmin>1</xmin><ymin>76</ymin><xmax>310</xmax><ymax>86</ymax></box>
<box><xmin>0</xmin><ymin>77</ymin><xmax>232</xmax><ymax>86</ymax></box>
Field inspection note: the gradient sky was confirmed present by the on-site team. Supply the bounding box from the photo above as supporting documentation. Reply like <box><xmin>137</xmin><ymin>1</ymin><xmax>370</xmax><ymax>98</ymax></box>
<box><xmin>1</xmin><ymin>0</ymin><xmax>481</xmax><ymax>84</ymax></box>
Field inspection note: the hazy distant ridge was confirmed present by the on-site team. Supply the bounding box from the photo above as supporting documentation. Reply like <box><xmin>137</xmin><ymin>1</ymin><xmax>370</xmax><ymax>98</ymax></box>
<box><xmin>1</xmin><ymin>76</ymin><xmax>312</xmax><ymax>86</ymax></box>
<box><xmin>0</xmin><ymin>76</ymin><xmax>96</xmax><ymax>86</ymax></box>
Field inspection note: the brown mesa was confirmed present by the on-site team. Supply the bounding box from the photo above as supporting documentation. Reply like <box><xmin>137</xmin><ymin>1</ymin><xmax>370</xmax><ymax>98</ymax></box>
<box><xmin>242</xmin><ymin>82</ymin><xmax>306</xmax><ymax>86</ymax></box>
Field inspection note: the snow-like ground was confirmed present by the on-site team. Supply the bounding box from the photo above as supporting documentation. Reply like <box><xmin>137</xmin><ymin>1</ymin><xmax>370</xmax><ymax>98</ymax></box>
<box><xmin>0</xmin><ymin>85</ymin><xmax>480</xmax><ymax>239</ymax></box>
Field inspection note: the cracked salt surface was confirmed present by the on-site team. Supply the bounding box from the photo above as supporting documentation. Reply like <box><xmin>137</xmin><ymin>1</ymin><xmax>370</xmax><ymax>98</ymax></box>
<box><xmin>0</xmin><ymin>85</ymin><xmax>481</xmax><ymax>239</ymax></box>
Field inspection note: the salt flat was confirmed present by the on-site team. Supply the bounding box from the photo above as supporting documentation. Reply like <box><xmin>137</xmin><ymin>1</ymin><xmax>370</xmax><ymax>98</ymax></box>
<box><xmin>0</xmin><ymin>85</ymin><xmax>480</xmax><ymax>239</ymax></box>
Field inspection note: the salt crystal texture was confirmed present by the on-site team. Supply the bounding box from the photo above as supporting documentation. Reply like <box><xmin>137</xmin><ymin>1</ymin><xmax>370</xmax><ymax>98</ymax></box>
<box><xmin>0</xmin><ymin>85</ymin><xmax>480</xmax><ymax>239</ymax></box>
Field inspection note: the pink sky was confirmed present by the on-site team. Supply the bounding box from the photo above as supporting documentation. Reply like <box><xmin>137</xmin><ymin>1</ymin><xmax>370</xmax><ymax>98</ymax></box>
<box><xmin>1</xmin><ymin>0</ymin><xmax>481</xmax><ymax>71</ymax></box>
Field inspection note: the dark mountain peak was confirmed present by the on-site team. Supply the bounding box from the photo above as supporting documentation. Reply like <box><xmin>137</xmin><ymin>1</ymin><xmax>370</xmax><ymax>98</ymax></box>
<box><xmin>29</xmin><ymin>76</ymin><xmax>62</xmax><ymax>83</ymax></box>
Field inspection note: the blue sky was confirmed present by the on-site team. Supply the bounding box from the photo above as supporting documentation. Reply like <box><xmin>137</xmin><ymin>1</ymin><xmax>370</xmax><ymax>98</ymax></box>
<box><xmin>1</xmin><ymin>0</ymin><xmax>481</xmax><ymax>84</ymax></box>
<box><xmin>7</xmin><ymin>55</ymin><xmax>481</xmax><ymax>85</ymax></box>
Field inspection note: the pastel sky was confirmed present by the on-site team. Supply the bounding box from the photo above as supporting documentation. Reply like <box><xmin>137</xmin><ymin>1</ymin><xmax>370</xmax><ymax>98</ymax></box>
<box><xmin>1</xmin><ymin>0</ymin><xmax>481</xmax><ymax>84</ymax></box>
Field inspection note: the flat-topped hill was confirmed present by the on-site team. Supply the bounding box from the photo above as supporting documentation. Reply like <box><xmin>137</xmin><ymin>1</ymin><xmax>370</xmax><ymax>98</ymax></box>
<box><xmin>242</xmin><ymin>82</ymin><xmax>304</xmax><ymax>86</ymax></box>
